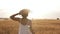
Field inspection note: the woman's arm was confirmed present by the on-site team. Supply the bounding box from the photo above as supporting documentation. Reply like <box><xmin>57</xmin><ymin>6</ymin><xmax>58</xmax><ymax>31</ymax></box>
<box><xmin>30</xmin><ymin>21</ymin><xmax>35</xmax><ymax>34</ymax></box>
<box><xmin>30</xmin><ymin>27</ymin><xmax>35</xmax><ymax>34</ymax></box>
<box><xmin>10</xmin><ymin>13</ymin><xmax>20</xmax><ymax>21</ymax></box>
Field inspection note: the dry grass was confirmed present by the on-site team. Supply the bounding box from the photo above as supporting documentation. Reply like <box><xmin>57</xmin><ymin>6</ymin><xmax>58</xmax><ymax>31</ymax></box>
<box><xmin>0</xmin><ymin>19</ymin><xmax>60</xmax><ymax>34</ymax></box>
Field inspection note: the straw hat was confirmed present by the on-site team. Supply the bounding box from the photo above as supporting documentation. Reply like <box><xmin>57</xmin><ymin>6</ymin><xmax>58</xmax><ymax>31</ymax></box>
<box><xmin>19</xmin><ymin>9</ymin><xmax>30</xmax><ymax>15</ymax></box>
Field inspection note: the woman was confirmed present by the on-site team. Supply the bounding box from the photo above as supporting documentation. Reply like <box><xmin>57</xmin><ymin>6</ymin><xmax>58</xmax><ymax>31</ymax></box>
<box><xmin>10</xmin><ymin>9</ymin><xmax>35</xmax><ymax>34</ymax></box>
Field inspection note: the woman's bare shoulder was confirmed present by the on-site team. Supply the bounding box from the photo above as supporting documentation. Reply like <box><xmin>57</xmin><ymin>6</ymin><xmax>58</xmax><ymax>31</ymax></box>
<box><xmin>27</xmin><ymin>19</ymin><xmax>32</xmax><ymax>26</ymax></box>
<box><xmin>28</xmin><ymin>19</ymin><xmax>32</xmax><ymax>21</ymax></box>
<box><xmin>27</xmin><ymin>19</ymin><xmax>32</xmax><ymax>22</ymax></box>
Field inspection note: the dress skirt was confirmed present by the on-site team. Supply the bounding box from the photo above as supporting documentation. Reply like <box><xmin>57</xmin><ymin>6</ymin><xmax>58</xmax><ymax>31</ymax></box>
<box><xmin>18</xmin><ymin>23</ymin><xmax>32</xmax><ymax>34</ymax></box>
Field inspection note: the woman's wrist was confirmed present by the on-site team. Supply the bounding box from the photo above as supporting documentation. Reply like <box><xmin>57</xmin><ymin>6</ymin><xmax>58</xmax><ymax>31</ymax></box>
<box><xmin>15</xmin><ymin>13</ymin><xmax>19</xmax><ymax>15</ymax></box>
<box><xmin>12</xmin><ymin>13</ymin><xmax>19</xmax><ymax>16</ymax></box>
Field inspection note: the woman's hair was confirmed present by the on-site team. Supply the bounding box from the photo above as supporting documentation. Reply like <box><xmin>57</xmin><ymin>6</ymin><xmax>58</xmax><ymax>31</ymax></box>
<box><xmin>19</xmin><ymin>9</ymin><xmax>30</xmax><ymax>15</ymax></box>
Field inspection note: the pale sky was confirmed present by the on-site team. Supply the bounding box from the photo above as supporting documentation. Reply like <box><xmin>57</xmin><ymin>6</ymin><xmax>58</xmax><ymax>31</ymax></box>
<box><xmin>0</xmin><ymin>0</ymin><xmax>60</xmax><ymax>19</ymax></box>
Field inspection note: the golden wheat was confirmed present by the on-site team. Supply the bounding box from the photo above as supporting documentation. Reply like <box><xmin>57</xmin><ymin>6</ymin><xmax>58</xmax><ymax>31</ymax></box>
<box><xmin>0</xmin><ymin>19</ymin><xmax>60</xmax><ymax>34</ymax></box>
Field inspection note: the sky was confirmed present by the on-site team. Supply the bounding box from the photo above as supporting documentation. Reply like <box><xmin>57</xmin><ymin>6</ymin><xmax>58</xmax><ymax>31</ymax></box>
<box><xmin>0</xmin><ymin>0</ymin><xmax>60</xmax><ymax>19</ymax></box>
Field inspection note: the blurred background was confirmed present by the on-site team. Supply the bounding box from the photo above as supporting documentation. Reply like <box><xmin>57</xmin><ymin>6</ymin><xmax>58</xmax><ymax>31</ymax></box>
<box><xmin>0</xmin><ymin>0</ymin><xmax>60</xmax><ymax>34</ymax></box>
<box><xmin>0</xmin><ymin>0</ymin><xmax>60</xmax><ymax>19</ymax></box>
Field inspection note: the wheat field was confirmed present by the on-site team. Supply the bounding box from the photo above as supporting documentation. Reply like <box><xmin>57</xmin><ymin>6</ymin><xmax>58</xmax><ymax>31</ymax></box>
<box><xmin>0</xmin><ymin>19</ymin><xmax>60</xmax><ymax>34</ymax></box>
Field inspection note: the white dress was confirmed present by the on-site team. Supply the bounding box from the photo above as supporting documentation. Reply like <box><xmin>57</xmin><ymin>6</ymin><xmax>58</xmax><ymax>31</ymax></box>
<box><xmin>18</xmin><ymin>21</ymin><xmax>32</xmax><ymax>34</ymax></box>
